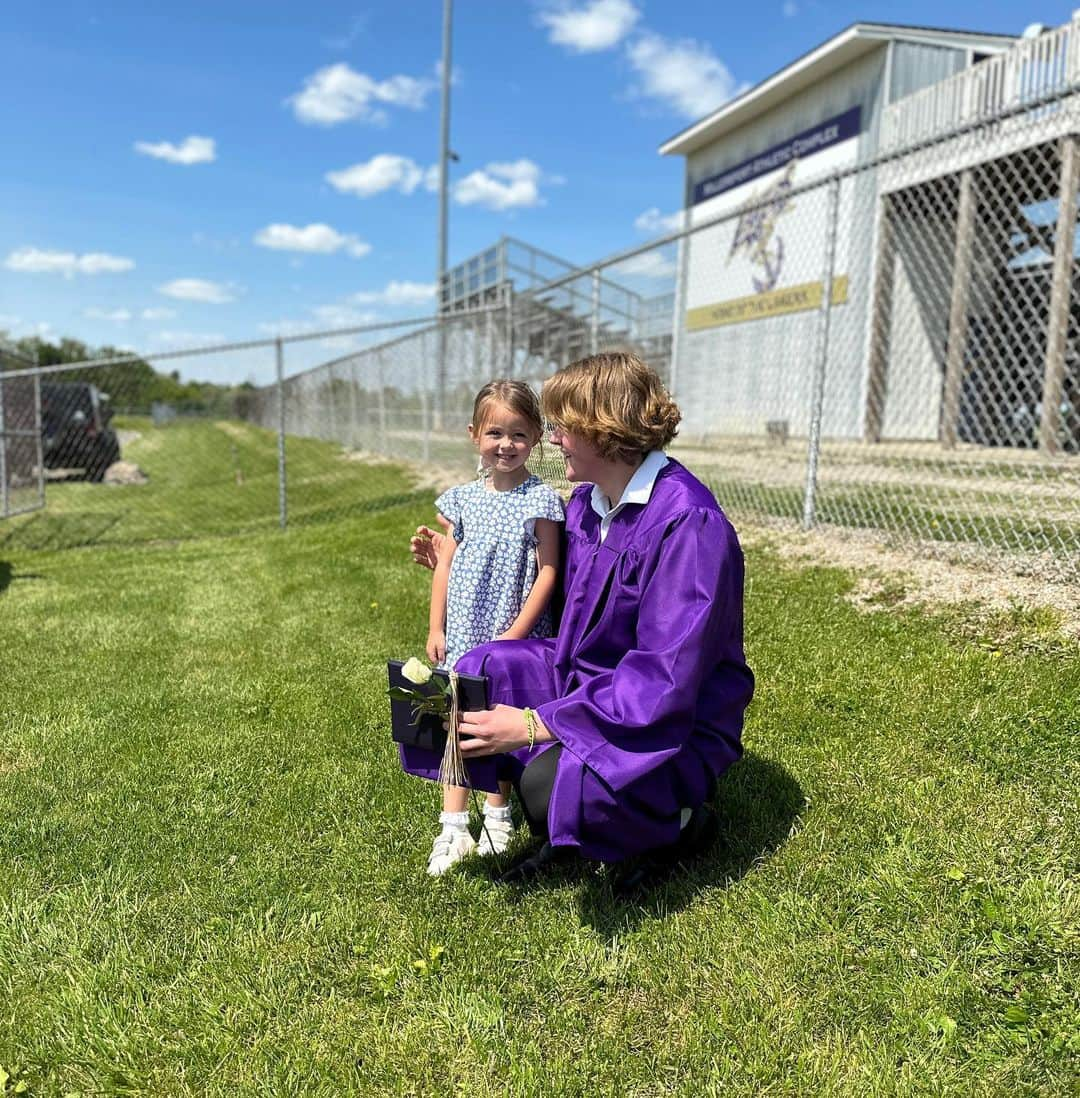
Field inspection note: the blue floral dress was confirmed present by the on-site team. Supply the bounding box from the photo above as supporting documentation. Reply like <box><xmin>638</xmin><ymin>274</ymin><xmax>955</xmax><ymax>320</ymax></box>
<box><xmin>436</xmin><ymin>475</ymin><xmax>566</xmax><ymax>669</ymax></box>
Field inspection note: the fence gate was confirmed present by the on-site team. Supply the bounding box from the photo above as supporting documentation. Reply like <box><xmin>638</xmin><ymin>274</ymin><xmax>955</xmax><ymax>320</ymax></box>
<box><xmin>0</xmin><ymin>347</ymin><xmax>45</xmax><ymax>519</ymax></box>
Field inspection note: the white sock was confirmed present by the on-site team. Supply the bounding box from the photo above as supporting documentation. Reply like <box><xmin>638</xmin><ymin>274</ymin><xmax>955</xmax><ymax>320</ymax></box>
<box><xmin>483</xmin><ymin>802</ymin><xmax>512</xmax><ymax>822</ymax></box>
<box><xmin>439</xmin><ymin>810</ymin><xmax>470</xmax><ymax>833</ymax></box>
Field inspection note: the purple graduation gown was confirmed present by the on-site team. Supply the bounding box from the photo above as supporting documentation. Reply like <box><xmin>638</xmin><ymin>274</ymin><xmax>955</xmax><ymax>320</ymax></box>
<box><xmin>400</xmin><ymin>459</ymin><xmax>754</xmax><ymax>862</ymax></box>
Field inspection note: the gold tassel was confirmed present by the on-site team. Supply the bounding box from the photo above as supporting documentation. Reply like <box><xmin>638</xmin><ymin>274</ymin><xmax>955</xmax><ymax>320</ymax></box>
<box><xmin>438</xmin><ymin>670</ymin><xmax>468</xmax><ymax>788</ymax></box>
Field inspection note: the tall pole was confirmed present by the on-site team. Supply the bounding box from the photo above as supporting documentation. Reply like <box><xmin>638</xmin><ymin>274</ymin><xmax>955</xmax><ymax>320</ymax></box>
<box><xmin>276</xmin><ymin>338</ymin><xmax>287</xmax><ymax>530</ymax></box>
<box><xmin>435</xmin><ymin>0</ymin><xmax>453</xmax><ymax>428</ymax></box>
<box><xmin>802</xmin><ymin>177</ymin><xmax>840</xmax><ymax>531</ymax></box>
<box><xmin>1040</xmin><ymin>134</ymin><xmax>1080</xmax><ymax>455</ymax></box>
<box><xmin>941</xmin><ymin>169</ymin><xmax>976</xmax><ymax>448</ymax></box>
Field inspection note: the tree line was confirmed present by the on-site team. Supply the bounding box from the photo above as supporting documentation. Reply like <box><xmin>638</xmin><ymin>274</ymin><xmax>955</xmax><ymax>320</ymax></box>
<box><xmin>2</xmin><ymin>335</ymin><xmax>254</xmax><ymax>417</ymax></box>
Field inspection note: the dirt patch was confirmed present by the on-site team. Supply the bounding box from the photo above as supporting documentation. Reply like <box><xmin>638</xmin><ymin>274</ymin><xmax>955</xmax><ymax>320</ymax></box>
<box><xmin>740</xmin><ymin>517</ymin><xmax>1080</xmax><ymax>643</ymax></box>
<box><xmin>0</xmin><ymin>753</ymin><xmax>39</xmax><ymax>776</ymax></box>
<box><xmin>344</xmin><ymin>448</ymin><xmax>470</xmax><ymax>496</ymax></box>
<box><xmin>216</xmin><ymin>421</ymin><xmax>255</xmax><ymax>442</ymax></box>
<box><xmin>104</xmin><ymin>461</ymin><xmax>149</xmax><ymax>486</ymax></box>
<box><xmin>343</xmin><ymin>450</ymin><xmax>1079</xmax><ymax>642</ymax></box>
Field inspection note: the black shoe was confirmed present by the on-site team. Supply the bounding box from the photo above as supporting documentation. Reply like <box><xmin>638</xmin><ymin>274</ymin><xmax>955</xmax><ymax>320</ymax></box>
<box><xmin>609</xmin><ymin>804</ymin><xmax>719</xmax><ymax>898</ymax></box>
<box><xmin>497</xmin><ymin>841</ymin><xmax>577</xmax><ymax>884</ymax></box>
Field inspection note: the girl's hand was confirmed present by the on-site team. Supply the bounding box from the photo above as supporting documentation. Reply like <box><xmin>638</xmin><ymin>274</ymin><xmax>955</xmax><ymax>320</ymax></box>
<box><xmin>410</xmin><ymin>517</ymin><xmax>452</xmax><ymax>570</ymax></box>
<box><xmin>426</xmin><ymin>629</ymin><xmax>446</xmax><ymax>664</ymax></box>
<box><xmin>457</xmin><ymin>705</ymin><xmax>534</xmax><ymax>757</ymax></box>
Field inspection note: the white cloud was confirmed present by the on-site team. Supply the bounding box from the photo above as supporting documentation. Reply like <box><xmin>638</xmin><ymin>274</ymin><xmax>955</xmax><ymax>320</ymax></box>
<box><xmin>257</xmin><ymin>319</ymin><xmax>318</xmax><ymax>337</ymax></box>
<box><xmin>538</xmin><ymin>0</ymin><xmax>640</xmax><ymax>52</ymax></box>
<box><xmin>614</xmin><ymin>250</ymin><xmax>677</xmax><ymax>279</ymax></box>
<box><xmin>141</xmin><ymin>307</ymin><xmax>176</xmax><ymax>320</ymax></box>
<box><xmin>326</xmin><ymin>154</ymin><xmax>426</xmax><ymax>198</ymax></box>
<box><xmin>157</xmin><ymin>278</ymin><xmax>236</xmax><ymax>304</ymax></box>
<box><xmin>134</xmin><ymin>135</ymin><xmax>216</xmax><ymax>165</ymax></box>
<box><xmin>156</xmin><ymin>330</ymin><xmax>226</xmax><ymax>346</ymax></box>
<box><xmin>83</xmin><ymin>307</ymin><xmax>132</xmax><ymax>322</ymax></box>
<box><xmin>351</xmin><ymin>280</ymin><xmax>436</xmax><ymax>307</ymax></box>
<box><xmin>310</xmin><ymin>304</ymin><xmax>381</xmax><ymax>328</ymax></box>
<box><xmin>192</xmin><ymin>231</ymin><xmax>241</xmax><ymax>251</ymax></box>
<box><xmin>258</xmin><ymin>305</ymin><xmax>383</xmax><ymax>345</ymax></box>
<box><xmin>254</xmin><ymin>222</ymin><xmax>371</xmax><ymax>258</ymax></box>
<box><xmin>4</xmin><ymin>247</ymin><xmax>135</xmax><ymax>277</ymax></box>
<box><xmin>323</xmin><ymin>14</ymin><xmax>367</xmax><ymax>50</ymax></box>
<box><xmin>453</xmin><ymin>160</ymin><xmax>544</xmax><ymax>211</ymax></box>
<box><xmin>423</xmin><ymin>163</ymin><xmax>442</xmax><ymax>192</ymax></box>
<box><xmin>626</xmin><ymin>32</ymin><xmax>742</xmax><ymax>118</ymax></box>
<box><xmin>434</xmin><ymin>60</ymin><xmax>464</xmax><ymax>88</ymax></box>
<box><xmin>288</xmin><ymin>63</ymin><xmax>434</xmax><ymax>125</ymax></box>
<box><xmin>634</xmin><ymin>207</ymin><xmax>683</xmax><ymax>234</ymax></box>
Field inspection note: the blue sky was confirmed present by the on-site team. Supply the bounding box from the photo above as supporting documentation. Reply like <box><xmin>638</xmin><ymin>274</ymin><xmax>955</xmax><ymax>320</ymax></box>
<box><xmin>2</xmin><ymin>0</ymin><xmax>1069</xmax><ymax>383</ymax></box>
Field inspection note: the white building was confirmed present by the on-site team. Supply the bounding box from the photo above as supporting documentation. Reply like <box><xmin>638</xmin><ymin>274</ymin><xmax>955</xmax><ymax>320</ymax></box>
<box><xmin>658</xmin><ymin>22</ymin><xmax>1050</xmax><ymax>446</ymax></box>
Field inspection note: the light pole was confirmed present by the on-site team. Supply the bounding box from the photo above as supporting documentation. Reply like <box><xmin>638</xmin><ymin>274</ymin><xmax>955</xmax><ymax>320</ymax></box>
<box><xmin>435</xmin><ymin>0</ymin><xmax>453</xmax><ymax>430</ymax></box>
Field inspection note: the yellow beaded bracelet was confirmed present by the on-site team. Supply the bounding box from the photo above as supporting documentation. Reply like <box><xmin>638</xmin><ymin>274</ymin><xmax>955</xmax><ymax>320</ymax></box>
<box><xmin>523</xmin><ymin>707</ymin><xmax>538</xmax><ymax>750</ymax></box>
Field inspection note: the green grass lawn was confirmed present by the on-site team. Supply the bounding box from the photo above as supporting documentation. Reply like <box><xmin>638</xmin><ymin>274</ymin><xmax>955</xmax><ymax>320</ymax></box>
<box><xmin>1</xmin><ymin>459</ymin><xmax>1078</xmax><ymax>1096</ymax></box>
<box><xmin>0</xmin><ymin>418</ymin><xmax>432</xmax><ymax>552</ymax></box>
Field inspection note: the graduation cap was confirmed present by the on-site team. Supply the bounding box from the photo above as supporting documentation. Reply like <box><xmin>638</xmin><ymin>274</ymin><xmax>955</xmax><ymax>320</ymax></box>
<box><xmin>387</xmin><ymin>659</ymin><xmax>489</xmax><ymax>755</ymax></box>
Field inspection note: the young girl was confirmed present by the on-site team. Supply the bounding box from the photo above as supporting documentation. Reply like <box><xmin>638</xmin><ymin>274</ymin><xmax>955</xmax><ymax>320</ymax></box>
<box><xmin>423</xmin><ymin>379</ymin><xmax>564</xmax><ymax>875</ymax></box>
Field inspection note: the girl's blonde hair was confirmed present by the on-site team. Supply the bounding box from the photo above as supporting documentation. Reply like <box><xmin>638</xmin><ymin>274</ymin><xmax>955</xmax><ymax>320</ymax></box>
<box><xmin>471</xmin><ymin>379</ymin><xmax>544</xmax><ymax>440</ymax></box>
<box><xmin>541</xmin><ymin>351</ymin><xmax>681</xmax><ymax>463</ymax></box>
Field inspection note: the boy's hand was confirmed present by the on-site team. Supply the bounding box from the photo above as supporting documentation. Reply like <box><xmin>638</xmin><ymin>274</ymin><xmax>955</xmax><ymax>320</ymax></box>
<box><xmin>410</xmin><ymin>516</ymin><xmax>452</xmax><ymax>570</ymax></box>
<box><xmin>426</xmin><ymin>630</ymin><xmax>446</xmax><ymax>664</ymax></box>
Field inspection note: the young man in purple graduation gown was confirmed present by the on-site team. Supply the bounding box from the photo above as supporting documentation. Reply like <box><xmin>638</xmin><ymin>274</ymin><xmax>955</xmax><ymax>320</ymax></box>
<box><xmin>402</xmin><ymin>351</ymin><xmax>754</xmax><ymax>888</ymax></box>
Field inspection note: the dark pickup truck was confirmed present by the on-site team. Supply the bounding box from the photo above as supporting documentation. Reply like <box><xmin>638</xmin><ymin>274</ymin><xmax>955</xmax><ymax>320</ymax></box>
<box><xmin>41</xmin><ymin>381</ymin><xmax>121</xmax><ymax>480</ymax></box>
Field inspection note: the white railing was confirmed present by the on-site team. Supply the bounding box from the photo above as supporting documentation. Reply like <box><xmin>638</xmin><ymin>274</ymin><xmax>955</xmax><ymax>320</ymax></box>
<box><xmin>881</xmin><ymin>18</ymin><xmax>1080</xmax><ymax>154</ymax></box>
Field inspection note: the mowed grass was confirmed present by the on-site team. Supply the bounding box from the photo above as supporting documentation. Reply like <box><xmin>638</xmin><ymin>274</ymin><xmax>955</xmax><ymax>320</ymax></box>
<box><xmin>1</xmin><ymin>460</ymin><xmax>1078</xmax><ymax>1095</ymax></box>
<box><xmin>0</xmin><ymin>417</ymin><xmax>430</xmax><ymax>551</ymax></box>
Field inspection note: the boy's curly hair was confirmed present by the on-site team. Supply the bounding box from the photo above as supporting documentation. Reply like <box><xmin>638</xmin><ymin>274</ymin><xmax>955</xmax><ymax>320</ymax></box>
<box><xmin>541</xmin><ymin>351</ymin><xmax>681</xmax><ymax>464</ymax></box>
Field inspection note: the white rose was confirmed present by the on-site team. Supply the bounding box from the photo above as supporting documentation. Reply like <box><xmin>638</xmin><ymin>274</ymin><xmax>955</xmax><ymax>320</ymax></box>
<box><xmin>401</xmin><ymin>657</ymin><xmax>433</xmax><ymax>685</ymax></box>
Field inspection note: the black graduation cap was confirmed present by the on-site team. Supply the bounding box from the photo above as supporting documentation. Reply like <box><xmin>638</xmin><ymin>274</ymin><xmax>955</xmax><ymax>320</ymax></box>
<box><xmin>386</xmin><ymin>659</ymin><xmax>489</xmax><ymax>754</ymax></box>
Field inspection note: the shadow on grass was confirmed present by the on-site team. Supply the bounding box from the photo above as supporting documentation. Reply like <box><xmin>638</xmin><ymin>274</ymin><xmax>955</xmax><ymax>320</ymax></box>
<box><xmin>576</xmin><ymin>752</ymin><xmax>805</xmax><ymax>937</ymax></box>
<box><xmin>460</xmin><ymin>751</ymin><xmax>804</xmax><ymax>936</ymax></box>
<box><xmin>0</xmin><ymin>560</ymin><xmax>47</xmax><ymax>595</ymax></box>
<box><xmin>0</xmin><ymin>511</ymin><xmax>124</xmax><ymax>552</ymax></box>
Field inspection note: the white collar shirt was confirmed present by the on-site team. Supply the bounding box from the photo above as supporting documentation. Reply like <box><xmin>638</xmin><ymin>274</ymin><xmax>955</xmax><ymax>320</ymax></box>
<box><xmin>590</xmin><ymin>450</ymin><xmax>670</xmax><ymax>544</ymax></box>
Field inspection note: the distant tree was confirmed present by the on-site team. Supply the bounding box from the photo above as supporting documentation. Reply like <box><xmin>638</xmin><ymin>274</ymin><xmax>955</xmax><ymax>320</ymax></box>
<box><xmin>12</xmin><ymin>335</ymin><xmax>248</xmax><ymax>416</ymax></box>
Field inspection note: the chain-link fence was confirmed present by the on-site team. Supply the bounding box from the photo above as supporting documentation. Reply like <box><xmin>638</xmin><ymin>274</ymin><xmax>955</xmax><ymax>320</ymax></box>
<box><xmin>3</xmin><ymin>28</ymin><xmax>1080</xmax><ymax>580</ymax></box>
<box><xmin>0</xmin><ymin>342</ymin><xmax>43</xmax><ymax>521</ymax></box>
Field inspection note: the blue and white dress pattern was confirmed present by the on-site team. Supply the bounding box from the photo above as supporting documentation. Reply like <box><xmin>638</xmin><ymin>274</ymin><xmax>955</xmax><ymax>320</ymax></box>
<box><xmin>436</xmin><ymin>474</ymin><xmax>565</xmax><ymax>670</ymax></box>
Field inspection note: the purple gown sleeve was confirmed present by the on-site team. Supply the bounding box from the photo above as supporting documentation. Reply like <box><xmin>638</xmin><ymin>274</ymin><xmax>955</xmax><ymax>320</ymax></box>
<box><xmin>535</xmin><ymin>507</ymin><xmax>742</xmax><ymax>791</ymax></box>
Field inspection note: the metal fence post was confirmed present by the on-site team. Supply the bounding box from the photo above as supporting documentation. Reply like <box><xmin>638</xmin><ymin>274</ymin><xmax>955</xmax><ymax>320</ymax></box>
<box><xmin>802</xmin><ymin>177</ymin><xmax>841</xmax><ymax>531</ymax></box>
<box><xmin>941</xmin><ymin>168</ymin><xmax>977</xmax><ymax>448</ymax></box>
<box><xmin>669</xmin><ymin>208</ymin><xmax>691</xmax><ymax>398</ymax></box>
<box><xmin>276</xmin><ymin>338</ymin><xmax>287</xmax><ymax>530</ymax></box>
<box><xmin>505</xmin><ymin>288</ymin><xmax>514</xmax><ymax>373</ymax></box>
<box><xmin>1039</xmin><ymin>133</ymin><xmax>1080</xmax><ymax>454</ymax></box>
<box><xmin>377</xmin><ymin>349</ymin><xmax>387</xmax><ymax>450</ymax></box>
<box><xmin>420</xmin><ymin>330</ymin><xmax>432</xmax><ymax>463</ymax></box>
<box><xmin>348</xmin><ymin>359</ymin><xmax>359</xmax><ymax>449</ymax></box>
<box><xmin>0</xmin><ymin>369</ymin><xmax>8</xmax><ymax>520</ymax></box>
<box><xmin>590</xmin><ymin>268</ymin><xmax>601</xmax><ymax>354</ymax></box>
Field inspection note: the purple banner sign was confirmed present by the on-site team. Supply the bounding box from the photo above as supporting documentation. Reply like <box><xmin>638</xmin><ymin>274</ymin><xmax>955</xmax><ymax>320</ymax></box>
<box><xmin>692</xmin><ymin>105</ymin><xmax>862</xmax><ymax>206</ymax></box>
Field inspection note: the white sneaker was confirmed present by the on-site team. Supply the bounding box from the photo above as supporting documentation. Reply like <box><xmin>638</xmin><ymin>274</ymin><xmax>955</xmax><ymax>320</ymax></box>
<box><xmin>427</xmin><ymin>828</ymin><xmax>477</xmax><ymax>876</ymax></box>
<box><xmin>477</xmin><ymin>815</ymin><xmax>515</xmax><ymax>856</ymax></box>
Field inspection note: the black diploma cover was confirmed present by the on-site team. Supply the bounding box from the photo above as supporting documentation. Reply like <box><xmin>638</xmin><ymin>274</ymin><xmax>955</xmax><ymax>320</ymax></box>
<box><xmin>387</xmin><ymin>659</ymin><xmax>490</xmax><ymax>755</ymax></box>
